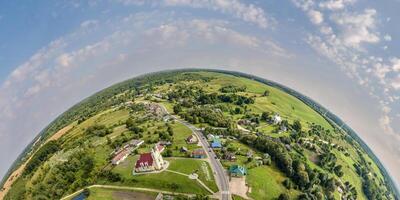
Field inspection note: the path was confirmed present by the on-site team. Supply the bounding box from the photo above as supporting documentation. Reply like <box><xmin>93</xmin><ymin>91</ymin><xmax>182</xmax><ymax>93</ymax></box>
<box><xmin>166</xmin><ymin>169</ymin><xmax>215</xmax><ymax>194</ymax></box>
<box><xmin>60</xmin><ymin>184</ymin><xmax>196</xmax><ymax>200</ymax></box>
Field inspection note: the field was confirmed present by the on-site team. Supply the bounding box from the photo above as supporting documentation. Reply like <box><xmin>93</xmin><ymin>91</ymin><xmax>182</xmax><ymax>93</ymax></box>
<box><xmin>86</xmin><ymin>187</ymin><xmax>157</xmax><ymax>200</ymax></box>
<box><xmin>111</xmin><ymin>156</ymin><xmax>211</xmax><ymax>195</ymax></box>
<box><xmin>167</xmin><ymin>158</ymin><xmax>218</xmax><ymax>192</ymax></box>
<box><xmin>196</xmin><ymin>72</ymin><xmax>332</xmax><ymax>129</ymax></box>
<box><xmin>247</xmin><ymin>165</ymin><xmax>299</xmax><ymax>200</ymax></box>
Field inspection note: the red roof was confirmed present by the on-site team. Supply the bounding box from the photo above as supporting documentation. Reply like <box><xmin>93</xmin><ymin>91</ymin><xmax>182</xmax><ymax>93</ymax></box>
<box><xmin>156</xmin><ymin>144</ymin><xmax>165</xmax><ymax>152</ymax></box>
<box><xmin>112</xmin><ymin>150</ymin><xmax>129</xmax><ymax>163</ymax></box>
<box><xmin>135</xmin><ymin>153</ymin><xmax>153</xmax><ymax>168</ymax></box>
<box><xmin>192</xmin><ymin>149</ymin><xmax>206</xmax><ymax>156</ymax></box>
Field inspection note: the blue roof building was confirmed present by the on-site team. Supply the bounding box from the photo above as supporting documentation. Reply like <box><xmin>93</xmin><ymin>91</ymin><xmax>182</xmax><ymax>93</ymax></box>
<box><xmin>211</xmin><ymin>138</ymin><xmax>222</xmax><ymax>148</ymax></box>
<box><xmin>229</xmin><ymin>165</ymin><xmax>248</xmax><ymax>177</ymax></box>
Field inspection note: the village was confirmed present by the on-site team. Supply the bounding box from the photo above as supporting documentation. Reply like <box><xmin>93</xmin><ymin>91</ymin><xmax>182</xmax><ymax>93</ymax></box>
<box><xmin>105</xmin><ymin>101</ymin><xmax>293</xmax><ymax>200</ymax></box>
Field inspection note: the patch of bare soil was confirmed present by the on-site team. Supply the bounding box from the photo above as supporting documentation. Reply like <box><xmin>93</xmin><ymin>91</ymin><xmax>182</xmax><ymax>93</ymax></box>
<box><xmin>113</xmin><ymin>191</ymin><xmax>155</xmax><ymax>200</ymax></box>
<box><xmin>230</xmin><ymin>177</ymin><xmax>251</xmax><ymax>200</ymax></box>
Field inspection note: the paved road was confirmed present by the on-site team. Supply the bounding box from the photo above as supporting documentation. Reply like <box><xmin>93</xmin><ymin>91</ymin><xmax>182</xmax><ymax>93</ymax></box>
<box><xmin>157</xmin><ymin>104</ymin><xmax>230</xmax><ymax>200</ymax></box>
<box><xmin>176</xmin><ymin>119</ymin><xmax>231</xmax><ymax>200</ymax></box>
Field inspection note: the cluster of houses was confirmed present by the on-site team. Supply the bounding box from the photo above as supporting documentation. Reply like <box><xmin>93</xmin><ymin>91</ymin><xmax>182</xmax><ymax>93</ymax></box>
<box><xmin>111</xmin><ymin>139</ymin><xmax>144</xmax><ymax>165</ymax></box>
<box><xmin>238</xmin><ymin>113</ymin><xmax>288</xmax><ymax>134</ymax></box>
<box><xmin>144</xmin><ymin>102</ymin><xmax>164</xmax><ymax>118</ymax></box>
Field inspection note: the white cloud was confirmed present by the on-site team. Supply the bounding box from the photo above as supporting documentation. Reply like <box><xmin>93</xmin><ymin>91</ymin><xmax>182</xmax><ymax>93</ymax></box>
<box><xmin>392</xmin><ymin>75</ymin><xmax>400</xmax><ymax>90</ymax></box>
<box><xmin>114</xmin><ymin>0</ymin><xmax>272</xmax><ymax>28</ymax></box>
<box><xmin>319</xmin><ymin>0</ymin><xmax>356</xmax><ymax>10</ymax></box>
<box><xmin>391</xmin><ymin>58</ymin><xmax>400</xmax><ymax>72</ymax></box>
<box><xmin>56</xmin><ymin>53</ymin><xmax>73</xmax><ymax>68</ymax></box>
<box><xmin>331</xmin><ymin>9</ymin><xmax>379</xmax><ymax>48</ymax></box>
<box><xmin>80</xmin><ymin>19</ymin><xmax>98</xmax><ymax>28</ymax></box>
<box><xmin>384</xmin><ymin>34</ymin><xmax>392</xmax><ymax>42</ymax></box>
<box><xmin>307</xmin><ymin>10</ymin><xmax>324</xmax><ymax>25</ymax></box>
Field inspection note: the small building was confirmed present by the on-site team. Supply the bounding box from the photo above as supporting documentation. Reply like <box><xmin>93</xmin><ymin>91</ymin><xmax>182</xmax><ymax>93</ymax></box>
<box><xmin>223</xmin><ymin>152</ymin><xmax>237</xmax><ymax>161</ymax></box>
<box><xmin>186</xmin><ymin>135</ymin><xmax>198</xmax><ymax>144</ymax></box>
<box><xmin>158</xmin><ymin>140</ymin><xmax>172</xmax><ymax>146</ymax></box>
<box><xmin>191</xmin><ymin>149</ymin><xmax>207</xmax><ymax>159</ymax></box>
<box><xmin>207</xmin><ymin>134</ymin><xmax>215</xmax><ymax>140</ymax></box>
<box><xmin>229</xmin><ymin>165</ymin><xmax>248</xmax><ymax>177</ymax></box>
<box><xmin>211</xmin><ymin>138</ymin><xmax>222</xmax><ymax>148</ymax></box>
<box><xmin>238</xmin><ymin>119</ymin><xmax>251</xmax><ymax>126</ymax></box>
<box><xmin>130</xmin><ymin>139</ymin><xmax>144</xmax><ymax>147</ymax></box>
<box><xmin>180</xmin><ymin>146</ymin><xmax>188</xmax><ymax>152</ymax></box>
<box><xmin>156</xmin><ymin>143</ymin><xmax>165</xmax><ymax>153</ymax></box>
<box><xmin>112</xmin><ymin>150</ymin><xmax>130</xmax><ymax>165</ymax></box>
<box><xmin>246</xmin><ymin>151</ymin><xmax>253</xmax><ymax>158</ymax></box>
<box><xmin>273</xmin><ymin>114</ymin><xmax>282</xmax><ymax>124</ymax></box>
<box><xmin>279</xmin><ymin>125</ymin><xmax>287</xmax><ymax>132</ymax></box>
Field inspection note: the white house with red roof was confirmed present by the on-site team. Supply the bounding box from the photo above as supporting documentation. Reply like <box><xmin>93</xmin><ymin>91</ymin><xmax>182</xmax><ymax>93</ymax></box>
<box><xmin>134</xmin><ymin>144</ymin><xmax>166</xmax><ymax>173</ymax></box>
<box><xmin>112</xmin><ymin>150</ymin><xmax>130</xmax><ymax>165</ymax></box>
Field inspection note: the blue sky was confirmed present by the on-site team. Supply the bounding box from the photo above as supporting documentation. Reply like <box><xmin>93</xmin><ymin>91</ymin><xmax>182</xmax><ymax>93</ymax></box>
<box><xmin>0</xmin><ymin>0</ymin><xmax>399</xmax><ymax>187</ymax></box>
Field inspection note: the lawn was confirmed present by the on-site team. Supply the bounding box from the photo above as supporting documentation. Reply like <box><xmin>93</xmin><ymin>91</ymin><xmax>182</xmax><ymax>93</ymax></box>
<box><xmin>247</xmin><ymin>165</ymin><xmax>299</xmax><ymax>200</ymax></box>
<box><xmin>111</xmin><ymin>156</ymin><xmax>210</xmax><ymax>195</ymax></box>
<box><xmin>167</xmin><ymin>158</ymin><xmax>218</xmax><ymax>192</ymax></box>
<box><xmin>169</xmin><ymin>122</ymin><xmax>199</xmax><ymax>157</ymax></box>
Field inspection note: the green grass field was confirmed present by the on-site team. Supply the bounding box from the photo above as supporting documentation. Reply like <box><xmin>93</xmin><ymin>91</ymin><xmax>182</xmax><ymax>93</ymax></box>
<box><xmin>167</xmin><ymin>158</ymin><xmax>218</xmax><ymax>192</ymax></box>
<box><xmin>194</xmin><ymin>72</ymin><xmax>332</xmax><ymax>130</ymax></box>
<box><xmin>111</xmin><ymin>156</ymin><xmax>210</xmax><ymax>195</ymax></box>
<box><xmin>247</xmin><ymin>165</ymin><xmax>300</xmax><ymax>200</ymax></box>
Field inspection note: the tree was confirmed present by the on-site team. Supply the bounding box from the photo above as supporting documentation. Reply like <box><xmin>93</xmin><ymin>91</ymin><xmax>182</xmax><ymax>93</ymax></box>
<box><xmin>173</xmin><ymin>104</ymin><xmax>182</xmax><ymax>114</ymax></box>
<box><xmin>169</xmin><ymin>183</ymin><xmax>179</xmax><ymax>194</ymax></box>
<box><xmin>82</xmin><ymin>188</ymin><xmax>90</xmax><ymax>197</ymax></box>
<box><xmin>279</xmin><ymin>193</ymin><xmax>290</xmax><ymax>200</ymax></box>
<box><xmin>292</xmin><ymin>120</ymin><xmax>302</xmax><ymax>132</ymax></box>
<box><xmin>163</xmin><ymin>149</ymin><xmax>173</xmax><ymax>157</ymax></box>
<box><xmin>263</xmin><ymin>90</ymin><xmax>270</xmax><ymax>97</ymax></box>
<box><xmin>334</xmin><ymin>165</ymin><xmax>343</xmax><ymax>177</ymax></box>
<box><xmin>167</xmin><ymin>125</ymin><xmax>174</xmax><ymax>136</ymax></box>
<box><xmin>261</xmin><ymin>112</ymin><xmax>270</xmax><ymax>121</ymax></box>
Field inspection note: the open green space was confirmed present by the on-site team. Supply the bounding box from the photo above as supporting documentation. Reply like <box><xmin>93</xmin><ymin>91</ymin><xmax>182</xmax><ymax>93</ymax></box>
<box><xmin>112</xmin><ymin>156</ymin><xmax>211</xmax><ymax>195</ymax></box>
<box><xmin>247</xmin><ymin>165</ymin><xmax>300</xmax><ymax>200</ymax></box>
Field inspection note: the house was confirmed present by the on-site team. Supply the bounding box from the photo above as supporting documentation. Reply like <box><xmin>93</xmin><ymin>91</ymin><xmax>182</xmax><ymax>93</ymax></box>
<box><xmin>229</xmin><ymin>165</ymin><xmax>248</xmax><ymax>177</ymax></box>
<box><xmin>144</xmin><ymin>102</ymin><xmax>164</xmax><ymax>117</ymax></box>
<box><xmin>112</xmin><ymin>150</ymin><xmax>130</xmax><ymax>165</ymax></box>
<box><xmin>273</xmin><ymin>114</ymin><xmax>282</xmax><ymax>124</ymax></box>
<box><xmin>158</xmin><ymin>140</ymin><xmax>172</xmax><ymax>146</ymax></box>
<box><xmin>186</xmin><ymin>135</ymin><xmax>198</xmax><ymax>144</ymax></box>
<box><xmin>279</xmin><ymin>124</ymin><xmax>287</xmax><ymax>132</ymax></box>
<box><xmin>211</xmin><ymin>138</ymin><xmax>222</xmax><ymax>148</ymax></box>
<box><xmin>207</xmin><ymin>134</ymin><xmax>215</xmax><ymax>140</ymax></box>
<box><xmin>191</xmin><ymin>149</ymin><xmax>207</xmax><ymax>159</ymax></box>
<box><xmin>135</xmin><ymin>145</ymin><xmax>166</xmax><ymax>173</ymax></box>
<box><xmin>155</xmin><ymin>143</ymin><xmax>165</xmax><ymax>153</ymax></box>
<box><xmin>130</xmin><ymin>139</ymin><xmax>144</xmax><ymax>147</ymax></box>
<box><xmin>238</xmin><ymin>119</ymin><xmax>251</xmax><ymax>126</ymax></box>
<box><xmin>180</xmin><ymin>146</ymin><xmax>188</xmax><ymax>152</ymax></box>
<box><xmin>223</xmin><ymin>152</ymin><xmax>237</xmax><ymax>161</ymax></box>
<box><xmin>246</xmin><ymin>151</ymin><xmax>253</xmax><ymax>158</ymax></box>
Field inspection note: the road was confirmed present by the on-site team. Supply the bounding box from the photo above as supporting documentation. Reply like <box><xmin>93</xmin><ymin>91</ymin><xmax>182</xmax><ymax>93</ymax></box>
<box><xmin>157</xmin><ymin>104</ymin><xmax>230</xmax><ymax>200</ymax></box>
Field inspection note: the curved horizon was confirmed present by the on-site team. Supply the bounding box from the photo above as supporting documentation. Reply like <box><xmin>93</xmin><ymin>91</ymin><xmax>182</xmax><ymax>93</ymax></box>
<box><xmin>2</xmin><ymin>68</ymin><xmax>399</xmax><ymax>198</ymax></box>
